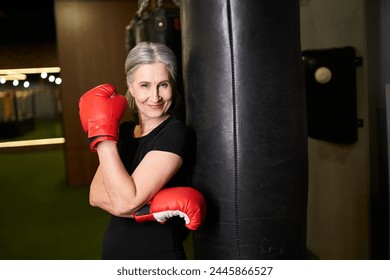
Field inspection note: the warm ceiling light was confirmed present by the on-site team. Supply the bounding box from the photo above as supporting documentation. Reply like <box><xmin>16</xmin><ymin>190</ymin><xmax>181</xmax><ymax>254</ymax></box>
<box><xmin>55</xmin><ymin>77</ymin><xmax>62</xmax><ymax>85</ymax></box>
<box><xmin>0</xmin><ymin>137</ymin><xmax>65</xmax><ymax>148</ymax></box>
<box><xmin>0</xmin><ymin>74</ymin><xmax>27</xmax><ymax>80</ymax></box>
<box><xmin>0</xmin><ymin>67</ymin><xmax>61</xmax><ymax>83</ymax></box>
<box><xmin>0</xmin><ymin>67</ymin><xmax>61</xmax><ymax>75</ymax></box>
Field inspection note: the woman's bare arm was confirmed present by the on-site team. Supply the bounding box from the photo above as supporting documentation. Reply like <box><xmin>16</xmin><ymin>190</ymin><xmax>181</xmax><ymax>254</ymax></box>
<box><xmin>89</xmin><ymin>140</ymin><xmax>183</xmax><ymax>216</ymax></box>
<box><xmin>89</xmin><ymin>165</ymin><xmax>133</xmax><ymax>218</ymax></box>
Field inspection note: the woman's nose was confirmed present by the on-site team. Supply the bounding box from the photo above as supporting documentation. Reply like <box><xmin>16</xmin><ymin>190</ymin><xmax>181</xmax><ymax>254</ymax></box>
<box><xmin>150</xmin><ymin>87</ymin><xmax>161</xmax><ymax>103</ymax></box>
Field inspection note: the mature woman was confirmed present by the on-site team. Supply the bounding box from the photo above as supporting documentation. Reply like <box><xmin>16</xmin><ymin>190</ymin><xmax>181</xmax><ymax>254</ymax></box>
<box><xmin>79</xmin><ymin>42</ymin><xmax>204</xmax><ymax>259</ymax></box>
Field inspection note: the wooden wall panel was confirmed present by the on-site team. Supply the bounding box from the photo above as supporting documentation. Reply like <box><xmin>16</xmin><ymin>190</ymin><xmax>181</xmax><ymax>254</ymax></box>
<box><xmin>0</xmin><ymin>43</ymin><xmax>58</xmax><ymax>69</ymax></box>
<box><xmin>54</xmin><ymin>0</ymin><xmax>137</xmax><ymax>186</ymax></box>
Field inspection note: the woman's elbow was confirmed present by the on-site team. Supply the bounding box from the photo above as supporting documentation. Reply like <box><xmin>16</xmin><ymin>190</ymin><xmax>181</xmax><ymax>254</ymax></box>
<box><xmin>89</xmin><ymin>195</ymin><xmax>127</xmax><ymax>216</ymax></box>
<box><xmin>89</xmin><ymin>189</ymin><xmax>104</xmax><ymax>208</ymax></box>
<box><xmin>111</xmin><ymin>202</ymin><xmax>137</xmax><ymax>216</ymax></box>
<box><xmin>89</xmin><ymin>194</ymin><xmax>99</xmax><ymax>207</ymax></box>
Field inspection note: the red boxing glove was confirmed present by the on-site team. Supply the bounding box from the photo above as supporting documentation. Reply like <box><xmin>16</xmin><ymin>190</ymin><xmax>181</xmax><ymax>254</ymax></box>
<box><xmin>133</xmin><ymin>187</ymin><xmax>206</xmax><ymax>230</ymax></box>
<box><xmin>79</xmin><ymin>84</ymin><xmax>127</xmax><ymax>151</ymax></box>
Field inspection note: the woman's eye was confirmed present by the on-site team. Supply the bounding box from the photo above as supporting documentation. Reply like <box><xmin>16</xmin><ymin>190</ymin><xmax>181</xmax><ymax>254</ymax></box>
<box><xmin>159</xmin><ymin>82</ymin><xmax>169</xmax><ymax>88</ymax></box>
<box><xmin>140</xmin><ymin>83</ymin><xmax>149</xmax><ymax>88</ymax></box>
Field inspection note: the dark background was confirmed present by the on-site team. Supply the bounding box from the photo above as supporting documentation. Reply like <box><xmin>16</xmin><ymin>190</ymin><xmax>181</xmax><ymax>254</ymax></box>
<box><xmin>0</xmin><ymin>0</ymin><xmax>56</xmax><ymax>45</ymax></box>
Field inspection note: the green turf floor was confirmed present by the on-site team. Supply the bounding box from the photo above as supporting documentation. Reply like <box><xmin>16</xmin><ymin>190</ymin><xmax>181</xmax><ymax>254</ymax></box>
<box><xmin>0</xmin><ymin>148</ymin><xmax>194</xmax><ymax>260</ymax></box>
<box><xmin>0</xmin><ymin>116</ymin><xmax>195</xmax><ymax>259</ymax></box>
<box><xmin>0</xmin><ymin>149</ymin><xmax>110</xmax><ymax>260</ymax></box>
<box><xmin>0</xmin><ymin>119</ymin><xmax>63</xmax><ymax>142</ymax></box>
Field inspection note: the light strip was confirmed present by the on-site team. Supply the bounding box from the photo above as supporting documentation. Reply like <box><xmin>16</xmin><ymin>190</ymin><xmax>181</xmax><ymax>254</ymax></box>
<box><xmin>0</xmin><ymin>74</ymin><xmax>27</xmax><ymax>81</ymax></box>
<box><xmin>0</xmin><ymin>137</ymin><xmax>65</xmax><ymax>148</ymax></box>
<box><xmin>0</xmin><ymin>67</ymin><xmax>61</xmax><ymax>75</ymax></box>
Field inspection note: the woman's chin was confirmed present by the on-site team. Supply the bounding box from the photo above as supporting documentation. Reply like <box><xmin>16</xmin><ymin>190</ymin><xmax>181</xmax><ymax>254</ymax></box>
<box><xmin>140</xmin><ymin>111</ymin><xmax>168</xmax><ymax>120</ymax></box>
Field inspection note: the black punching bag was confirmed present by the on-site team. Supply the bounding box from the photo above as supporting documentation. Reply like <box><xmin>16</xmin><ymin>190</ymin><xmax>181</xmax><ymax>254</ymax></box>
<box><xmin>181</xmin><ymin>0</ymin><xmax>308</xmax><ymax>259</ymax></box>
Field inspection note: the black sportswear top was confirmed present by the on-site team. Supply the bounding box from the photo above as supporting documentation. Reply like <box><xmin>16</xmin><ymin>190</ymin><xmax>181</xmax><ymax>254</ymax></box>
<box><xmin>101</xmin><ymin>116</ymin><xmax>191</xmax><ymax>260</ymax></box>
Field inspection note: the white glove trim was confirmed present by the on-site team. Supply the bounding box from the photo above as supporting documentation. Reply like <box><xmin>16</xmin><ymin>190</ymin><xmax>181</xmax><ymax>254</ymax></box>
<box><xmin>153</xmin><ymin>210</ymin><xmax>190</xmax><ymax>224</ymax></box>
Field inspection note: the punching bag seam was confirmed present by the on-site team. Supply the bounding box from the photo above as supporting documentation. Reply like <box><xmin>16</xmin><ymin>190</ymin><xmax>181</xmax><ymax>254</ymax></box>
<box><xmin>226</xmin><ymin>0</ymin><xmax>241</xmax><ymax>260</ymax></box>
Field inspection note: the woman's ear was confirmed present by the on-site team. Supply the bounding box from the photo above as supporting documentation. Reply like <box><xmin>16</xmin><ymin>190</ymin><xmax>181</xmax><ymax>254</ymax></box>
<box><xmin>126</xmin><ymin>82</ymin><xmax>133</xmax><ymax>96</ymax></box>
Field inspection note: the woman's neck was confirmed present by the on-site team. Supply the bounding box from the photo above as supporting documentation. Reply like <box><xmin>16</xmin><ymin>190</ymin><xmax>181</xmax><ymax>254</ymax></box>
<box><xmin>134</xmin><ymin>114</ymin><xmax>170</xmax><ymax>137</ymax></box>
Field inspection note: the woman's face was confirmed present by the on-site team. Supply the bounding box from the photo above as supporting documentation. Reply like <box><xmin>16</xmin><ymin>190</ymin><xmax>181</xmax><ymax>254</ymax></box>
<box><xmin>129</xmin><ymin>63</ymin><xmax>173</xmax><ymax>121</ymax></box>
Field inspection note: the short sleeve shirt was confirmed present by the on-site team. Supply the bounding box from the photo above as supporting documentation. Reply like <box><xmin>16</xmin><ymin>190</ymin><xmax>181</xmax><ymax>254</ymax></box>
<box><xmin>117</xmin><ymin>116</ymin><xmax>190</xmax><ymax>187</ymax></box>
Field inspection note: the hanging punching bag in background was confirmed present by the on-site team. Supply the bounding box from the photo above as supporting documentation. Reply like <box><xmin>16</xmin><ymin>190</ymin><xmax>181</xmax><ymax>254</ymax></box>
<box><xmin>181</xmin><ymin>0</ymin><xmax>308</xmax><ymax>259</ymax></box>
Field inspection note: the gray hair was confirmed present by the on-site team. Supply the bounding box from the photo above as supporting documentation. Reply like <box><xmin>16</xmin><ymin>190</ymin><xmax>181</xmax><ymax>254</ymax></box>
<box><xmin>125</xmin><ymin>42</ymin><xmax>178</xmax><ymax>112</ymax></box>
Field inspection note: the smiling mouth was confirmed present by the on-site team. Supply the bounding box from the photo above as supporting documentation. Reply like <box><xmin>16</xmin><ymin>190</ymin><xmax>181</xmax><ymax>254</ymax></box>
<box><xmin>147</xmin><ymin>104</ymin><xmax>163</xmax><ymax>109</ymax></box>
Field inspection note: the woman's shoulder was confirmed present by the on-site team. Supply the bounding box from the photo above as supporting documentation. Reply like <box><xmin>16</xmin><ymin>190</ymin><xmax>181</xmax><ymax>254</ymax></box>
<box><xmin>160</xmin><ymin>116</ymin><xmax>189</xmax><ymax>135</ymax></box>
<box><xmin>151</xmin><ymin>116</ymin><xmax>190</xmax><ymax>156</ymax></box>
<box><xmin>151</xmin><ymin>116</ymin><xmax>187</xmax><ymax>142</ymax></box>
<box><xmin>166</xmin><ymin>115</ymin><xmax>187</xmax><ymax>128</ymax></box>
